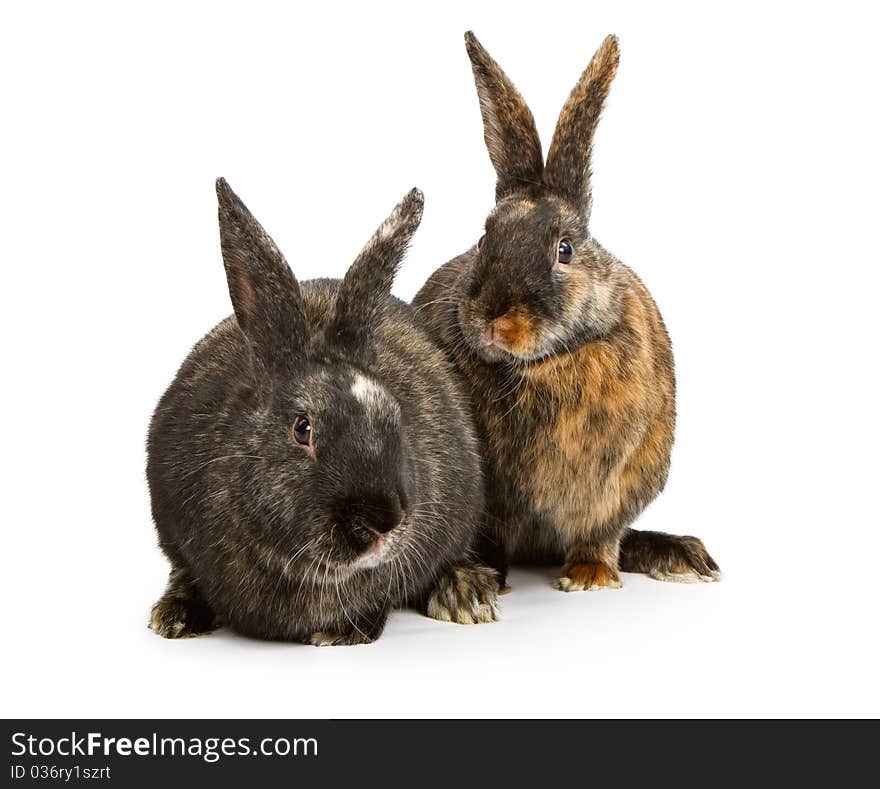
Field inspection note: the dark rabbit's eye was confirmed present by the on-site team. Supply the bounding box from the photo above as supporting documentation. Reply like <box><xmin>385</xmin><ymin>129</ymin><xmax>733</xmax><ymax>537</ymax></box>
<box><xmin>557</xmin><ymin>239</ymin><xmax>574</xmax><ymax>264</ymax></box>
<box><xmin>292</xmin><ymin>416</ymin><xmax>312</xmax><ymax>446</ymax></box>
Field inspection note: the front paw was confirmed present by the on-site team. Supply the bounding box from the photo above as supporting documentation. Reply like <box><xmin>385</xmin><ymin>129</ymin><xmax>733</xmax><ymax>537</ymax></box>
<box><xmin>309</xmin><ymin>630</ymin><xmax>377</xmax><ymax>647</ymax></box>
<box><xmin>149</xmin><ymin>595</ymin><xmax>217</xmax><ymax>639</ymax></box>
<box><xmin>554</xmin><ymin>562</ymin><xmax>622</xmax><ymax>592</ymax></box>
<box><xmin>426</xmin><ymin>564</ymin><xmax>501</xmax><ymax>624</ymax></box>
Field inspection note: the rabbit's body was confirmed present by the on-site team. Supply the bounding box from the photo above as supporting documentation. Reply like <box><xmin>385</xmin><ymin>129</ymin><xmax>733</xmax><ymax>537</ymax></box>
<box><xmin>414</xmin><ymin>34</ymin><xmax>719</xmax><ymax>590</ymax></box>
<box><xmin>148</xmin><ymin>182</ymin><xmax>498</xmax><ymax>646</ymax></box>
<box><xmin>418</xmin><ymin>253</ymin><xmax>673</xmax><ymax>571</ymax></box>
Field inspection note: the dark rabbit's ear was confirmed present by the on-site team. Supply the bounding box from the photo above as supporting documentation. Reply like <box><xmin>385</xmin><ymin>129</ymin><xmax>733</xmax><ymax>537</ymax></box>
<box><xmin>327</xmin><ymin>188</ymin><xmax>424</xmax><ymax>354</ymax></box>
<box><xmin>215</xmin><ymin>178</ymin><xmax>309</xmax><ymax>375</ymax></box>
<box><xmin>544</xmin><ymin>35</ymin><xmax>620</xmax><ymax>218</ymax></box>
<box><xmin>464</xmin><ymin>31</ymin><xmax>544</xmax><ymax>201</ymax></box>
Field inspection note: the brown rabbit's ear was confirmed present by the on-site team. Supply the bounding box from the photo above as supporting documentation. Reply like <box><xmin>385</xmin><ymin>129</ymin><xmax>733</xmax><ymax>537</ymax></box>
<box><xmin>326</xmin><ymin>188</ymin><xmax>424</xmax><ymax>356</ymax></box>
<box><xmin>544</xmin><ymin>35</ymin><xmax>620</xmax><ymax>218</ymax></box>
<box><xmin>464</xmin><ymin>31</ymin><xmax>544</xmax><ymax>200</ymax></box>
<box><xmin>215</xmin><ymin>178</ymin><xmax>309</xmax><ymax>374</ymax></box>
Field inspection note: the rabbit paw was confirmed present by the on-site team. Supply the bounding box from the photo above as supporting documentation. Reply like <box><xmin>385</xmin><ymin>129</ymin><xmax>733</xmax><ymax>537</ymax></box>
<box><xmin>149</xmin><ymin>595</ymin><xmax>217</xmax><ymax>638</ymax></box>
<box><xmin>648</xmin><ymin>537</ymin><xmax>721</xmax><ymax>583</ymax></box>
<box><xmin>650</xmin><ymin>565</ymin><xmax>721</xmax><ymax>583</ymax></box>
<box><xmin>309</xmin><ymin>630</ymin><xmax>377</xmax><ymax>647</ymax></box>
<box><xmin>554</xmin><ymin>562</ymin><xmax>622</xmax><ymax>592</ymax></box>
<box><xmin>426</xmin><ymin>564</ymin><xmax>501</xmax><ymax>624</ymax></box>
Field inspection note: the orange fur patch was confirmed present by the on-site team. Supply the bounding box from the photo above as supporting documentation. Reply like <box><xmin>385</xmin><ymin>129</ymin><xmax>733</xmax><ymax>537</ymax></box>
<box><xmin>493</xmin><ymin>311</ymin><xmax>535</xmax><ymax>354</ymax></box>
<box><xmin>565</xmin><ymin>562</ymin><xmax>620</xmax><ymax>589</ymax></box>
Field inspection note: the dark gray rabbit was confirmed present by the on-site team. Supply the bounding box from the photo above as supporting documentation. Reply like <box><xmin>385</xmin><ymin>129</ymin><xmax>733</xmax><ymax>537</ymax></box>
<box><xmin>414</xmin><ymin>33</ymin><xmax>719</xmax><ymax>591</ymax></box>
<box><xmin>147</xmin><ymin>179</ymin><xmax>498</xmax><ymax>646</ymax></box>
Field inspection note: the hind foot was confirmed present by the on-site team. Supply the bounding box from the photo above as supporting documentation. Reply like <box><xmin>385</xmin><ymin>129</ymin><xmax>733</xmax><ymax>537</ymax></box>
<box><xmin>426</xmin><ymin>563</ymin><xmax>501</xmax><ymax>624</ymax></box>
<box><xmin>648</xmin><ymin>536</ymin><xmax>720</xmax><ymax>583</ymax></box>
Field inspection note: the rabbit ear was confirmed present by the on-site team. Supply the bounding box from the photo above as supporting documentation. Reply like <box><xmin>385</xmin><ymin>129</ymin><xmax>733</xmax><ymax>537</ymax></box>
<box><xmin>326</xmin><ymin>188</ymin><xmax>424</xmax><ymax>354</ymax></box>
<box><xmin>544</xmin><ymin>35</ymin><xmax>620</xmax><ymax>218</ymax></box>
<box><xmin>464</xmin><ymin>31</ymin><xmax>544</xmax><ymax>200</ymax></box>
<box><xmin>215</xmin><ymin>178</ymin><xmax>309</xmax><ymax>374</ymax></box>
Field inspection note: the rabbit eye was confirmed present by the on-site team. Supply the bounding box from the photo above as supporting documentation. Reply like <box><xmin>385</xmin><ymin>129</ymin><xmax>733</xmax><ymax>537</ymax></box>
<box><xmin>292</xmin><ymin>416</ymin><xmax>312</xmax><ymax>446</ymax></box>
<box><xmin>557</xmin><ymin>239</ymin><xmax>574</xmax><ymax>264</ymax></box>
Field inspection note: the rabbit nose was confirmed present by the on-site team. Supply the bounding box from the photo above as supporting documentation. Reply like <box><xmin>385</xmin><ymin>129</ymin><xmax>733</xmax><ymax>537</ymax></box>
<box><xmin>484</xmin><ymin>315</ymin><xmax>514</xmax><ymax>345</ymax></box>
<box><xmin>351</xmin><ymin>490</ymin><xmax>404</xmax><ymax>535</ymax></box>
<box><xmin>333</xmin><ymin>490</ymin><xmax>404</xmax><ymax>541</ymax></box>
<box><xmin>484</xmin><ymin>313</ymin><xmax>533</xmax><ymax>351</ymax></box>
<box><xmin>371</xmin><ymin>490</ymin><xmax>407</xmax><ymax>534</ymax></box>
<box><xmin>369</xmin><ymin>514</ymin><xmax>398</xmax><ymax>535</ymax></box>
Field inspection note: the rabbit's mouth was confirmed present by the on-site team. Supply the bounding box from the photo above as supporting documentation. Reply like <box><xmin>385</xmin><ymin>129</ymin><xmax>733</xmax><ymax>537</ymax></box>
<box><xmin>460</xmin><ymin>299</ymin><xmax>561</xmax><ymax>365</ymax></box>
<box><xmin>326</xmin><ymin>492</ymin><xmax>406</xmax><ymax>568</ymax></box>
<box><xmin>310</xmin><ymin>532</ymin><xmax>398</xmax><ymax>584</ymax></box>
<box><xmin>327</xmin><ymin>521</ymin><xmax>406</xmax><ymax>578</ymax></box>
<box><xmin>349</xmin><ymin>532</ymin><xmax>392</xmax><ymax>570</ymax></box>
<box><xmin>468</xmin><ymin>317</ymin><xmax>560</xmax><ymax>366</ymax></box>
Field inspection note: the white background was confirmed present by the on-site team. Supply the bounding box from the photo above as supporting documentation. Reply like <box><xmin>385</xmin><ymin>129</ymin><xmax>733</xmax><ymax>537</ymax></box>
<box><xmin>2</xmin><ymin>1</ymin><xmax>878</xmax><ymax>718</ymax></box>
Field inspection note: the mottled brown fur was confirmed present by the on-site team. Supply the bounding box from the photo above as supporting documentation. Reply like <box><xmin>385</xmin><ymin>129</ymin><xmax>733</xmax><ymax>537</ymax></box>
<box><xmin>413</xmin><ymin>32</ymin><xmax>719</xmax><ymax>589</ymax></box>
<box><xmin>417</xmin><ymin>255</ymin><xmax>677</xmax><ymax>578</ymax></box>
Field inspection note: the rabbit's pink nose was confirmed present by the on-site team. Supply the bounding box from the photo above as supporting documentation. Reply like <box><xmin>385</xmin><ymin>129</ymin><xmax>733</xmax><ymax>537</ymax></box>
<box><xmin>484</xmin><ymin>320</ymin><xmax>499</xmax><ymax>345</ymax></box>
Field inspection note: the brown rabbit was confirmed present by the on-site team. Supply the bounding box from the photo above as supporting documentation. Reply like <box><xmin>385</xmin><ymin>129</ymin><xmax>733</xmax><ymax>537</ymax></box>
<box><xmin>414</xmin><ymin>32</ymin><xmax>719</xmax><ymax>591</ymax></box>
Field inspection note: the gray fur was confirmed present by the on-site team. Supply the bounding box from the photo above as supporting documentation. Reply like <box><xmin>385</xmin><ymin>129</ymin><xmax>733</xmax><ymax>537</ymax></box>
<box><xmin>148</xmin><ymin>180</ymin><xmax>496</xmax><ymax>645</ymax></box>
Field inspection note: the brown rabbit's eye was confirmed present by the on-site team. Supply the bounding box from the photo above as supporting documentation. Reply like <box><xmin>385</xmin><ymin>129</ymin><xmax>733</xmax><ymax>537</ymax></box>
<box><xmin>557</xmin><ymin>239</ymin><xmax>574</xmax><ymax>264</ymax></box>
<box><xmin>292</xmin><ymin>416</ymin><xmax>312</xmax><ymax>446</ymax></box>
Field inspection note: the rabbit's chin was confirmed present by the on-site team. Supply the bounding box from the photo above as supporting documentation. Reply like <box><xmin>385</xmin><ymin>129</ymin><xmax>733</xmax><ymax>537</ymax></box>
<box><xmin>471</xmin><ymin>340</ymin><xmax>512</xmax><ymax>363</ymax></box>
<box><xmin>468</xmin><ymin>333</ymin><xmax>557</xmax><ymax>366</ymax></box>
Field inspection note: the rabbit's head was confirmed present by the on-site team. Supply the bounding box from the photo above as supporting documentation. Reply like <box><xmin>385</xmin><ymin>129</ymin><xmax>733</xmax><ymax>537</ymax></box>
<box><xmin>215</xmin><ymin>179</ymin><xmax>424</xmax><ymax>574</ymax></box>
<box><xmin>457</xmin><ymin>32</ymin><xmax>626</xmax><ymax>364</ymax></box>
